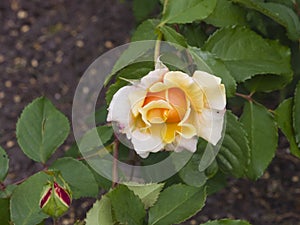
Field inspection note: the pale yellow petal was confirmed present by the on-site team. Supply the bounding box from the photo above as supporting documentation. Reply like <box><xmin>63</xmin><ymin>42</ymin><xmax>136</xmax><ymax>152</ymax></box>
<box><xmin>161</xmin><ymin>123</ymin><xmax>179</xmax><ymax>144</ymax></box>
<box><xmin>131</xmin><ymin>127</ymin><xmax>164</xmax><ymax>158</ymax></box>
<box><xmin>129</xmin><ymin>89</ymin><xmax>147</xmax><ymax>117</ymax></box>
<box><xmin>196</xmin><ymin>108</ymin><xmax>225</xmax><ymax>145</ymax></box>
<box><xmin>140</xmin><ymin>67</ymin><xmax>168</xmax><ymax>89</ymax></box>
<box><xmin>139</xmin><ymin>100</ymin><xmax>172</xmax><ymax>126</ymax></box>
<box><xmin>164</xmin><ymin>71</ymin><xmax>204</xmax><ymax>112</ymax></box>
<box><xmin>177</xmin><ymin>123</ymin><xmax>197</xmax><ymax>139</ymax></box>
<box><xmin>193</xmin><ymin>71</ymin><xmax>226</xmax><ymax>110</ymax></box>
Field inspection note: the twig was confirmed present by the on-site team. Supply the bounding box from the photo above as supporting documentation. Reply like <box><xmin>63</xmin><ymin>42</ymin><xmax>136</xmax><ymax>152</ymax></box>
<box><xmin>112</xmin><ymin>139</ymin><xmax>119</xmax><ymax>188</ymax></box>
<box><xmin>235</xmin><ymin>92</ymin><xmax>253</xmax><ymax>101</ymax></box>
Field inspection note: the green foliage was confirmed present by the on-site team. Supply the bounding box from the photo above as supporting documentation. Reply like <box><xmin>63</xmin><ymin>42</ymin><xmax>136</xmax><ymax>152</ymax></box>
<box><xmin>16</xmin><ymin>97</ymin><xmax>70</xmax><ymax>163</ymax></box>
<box><xmin>0</xmin><ymin>198</ymin><xmax>10</xmax><ymax>225</ymax></box>
<box><xmin>148</xmin><ymin>184</ymin><xmax>206</xmax><ymax>225</ymax></box>
<box><xmin>0</xmin><ymin>146</ymin><xmax>9</xmax><ymax>182</ymax></box>
<box><xmin>232</xmin><ymin>0</ymin><xmax>300</xmax><ymax>40</ymax></box>
<box><xmin>160</xmin><ymin>0</ymin><xmax>217</xmax><ymax>25</ymax></box>
<box><xmin>201</xmin><ymin>219</ymin><xmax>252</xmax><ymax>225</ymax></box>
<box><xmin>133</xmin><ymin>0</ymin><xmax>160</xmax><ymax>22</ymax></box>
<box><xmin>85</xmin><ymin>196</ymin><xmax>113</xmax><ymax>225</ymax></box>
<box><xmin>179</xmin><ymin>154</ymin><xmax>208</xmax><ymax>187</ymax></box>
<box><xmin>181</xmin><ymin>24</ymin><xmax>207</xmax><ymax>48</ymax></box>
<box><xmin>216</xmin><ymin>111</ymin><xmax>250</xmax><ymax>178</ymax></box>
<box><xmin>240</xmin><ymin>102</ymin><xmax>278</xmax><ymax>180</ymax></box>
<box><xmin>204</xmin><ymin>0</ymin><xmax>247</xmax><ymax>27</ymax></box>
<box><xmin>159</xmin><ymin>25</ymin><xmax>187</xmax><ymax>47</ymax></box>
<box><xmin>204</xmin><ymin>26</ymin><xmax>292</xmax><ymax>91</ymax></box>
<box><xmin>78</xmin><ymin>125</ymin><xmax>113</xmax><ymax>154</ymax></box>
<box><xmin>108</xmin><ymin>185</ymin><xmax>146</xmax><ymax>225</ymax></box>
<box><xmin>10</xmin><ymin>172</ymin><xmax>49</xmax><ymax>225</ymax></box>
<box><xmin>126</xmin><ymin>183</ymin><xmax>165</xmax><ymax>209</ymax></box>
<box><xmin>189</xmin><ymin>47</ymin><xmax>236</xmax><ymax>97</ymax></box>
<box><xmin>293</xmin><ymin>81</ymin><xmax>300</xmax><ymax>146</ymax></box>
<box><xmin>275</xmin><ymin>98</ymin><xmax>300</xmax><ymax>157</ymax></box>
<box><xmin>0</xmin><ymin>185</ymin><xmax>17</xmax><ymax>198</ymax></box>
<box><xmin>132</xmin><ymin>19</ymin><xmax>160</xmax><ymax>42</ymax></box>
<box><xmin>50</xmin><ymin>157</ymin><xmax>98</xmax><ymax>199</ymax></box>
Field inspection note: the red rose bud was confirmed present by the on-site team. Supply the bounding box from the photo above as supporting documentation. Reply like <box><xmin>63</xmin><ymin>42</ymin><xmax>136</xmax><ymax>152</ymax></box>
<box><xmin>40</xmin><ymin>181</ymin><xmax>71</xmax><ymax>218</ymax></box>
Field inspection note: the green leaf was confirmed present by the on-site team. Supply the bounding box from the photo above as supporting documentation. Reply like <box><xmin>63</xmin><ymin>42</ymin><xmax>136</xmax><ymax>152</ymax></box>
<box><xmin>148</xmin><ymin>184</ymin><xmax>206</xmax><ymax>225</ymax></box>
<box><xmin>179</xmin><ymin>154</ymin><xmax>208</xmax><ymax>187</ymax></box>
<box><xmin>85</xmin><ymin>196</ymin><xmax>113</xmax><ymax>225</ymax></box>
<box><xmin>0</xmin><ymin>146</ymin><xmax>9</xmax><ymax>181</ymax></box>
<box><xmin>275</xmin><ymin>98</ymin><xmax>300</xmax><ymax>157</ymax></box>
<box><xmin>10</xmin><ymin>172</ymin><xmax>49</xmax><ymax>225</ymax></box>
<box><xmin>0</xmin><ymin>198</ymin><xmax>10</xmax><ymax>225</ymax></box>
<box><xmin>217</xmin><ymin>111</ymin><xmax>250</xmax><ymax>178</ymax></box>
<box><xmin>293</xmin><ymin>81</ymin><xmax>300</xmax><ymax>147</ymax></box>
<box><xmin>0</xmin><ymin>184</ymin><xmax>17</xmax><ymax>198</ymax></box>
<box><xmin>240</xmin><ymin>102</ymin><xmax>278</xmax><ymax>180</ymax></box>
<box><xmin>106</xmin><ymin>62</ymin><xmax>154</xmax><ymax>104</ymax></box>
<box><xmin>188</xmin><ymin>47</ymin><xmax>236</xmax><ymax>97</ymax></box>
<box><xmin>232</xmin><ymin>0</ymin><xmax>300</xmax><ymax>40</ymax></box>
<box><xmin>132</xmin><ymin>19</ymin><xmax>160</xmax><ymax>42</ymax></box>
<box><xmin>78</xmin><ymin>125</ymin><xmax>113</xmax><ymax>154</ymax></box>
<box><xmin>133</xmin><ymin>0</ymin><xmax>160</xmax><ymax>22</ymax></box>
<box><xmin>204</xmin><ymin>26</ymin><xmax>292</xmax><ymax>91</ymax></box>
<box><xmin>108</xmin><ymin>185</ymin><xmax>146</xmax><ymax>225</ymax></box>
<box><xmin>126</xmin><ymin>183</ymin><xmax>165</xmax><ymax>209</ymax></box>
<box><xmin>50</xmin><ymin>157</ymin><xmax>98</xmax><ymax>199</ymax></box>
<box><xmin>204</xmin><ymin>0</ymin><xmax>247</xmax><ymax>27</ymax></box>
<box><xmin>159</xmin><ymin>25</ymin><xmax>187</xmax><ymax>47</ymax></box>
<box><xmin>161</xmin><ymin>0</ymin><xmax>217</xmax><ymax>24</ymax></box>
<box><xmin>201</xmin><ymin>219</ymin><xmax>252</xmax><ymax>225</ymax></box>
<box><xmin>181</xmin><ymin>24</ymin><xmax>207</xmax><ymax>48</ymax></box>
<box><xmin>206</xmin><ymin>171</ymin><xmax>227</xmax><ymax>195</ymax></box>
<box><xmin>16</xmin><ymin>97</ymin><xmax>70</xmax><ymax>163</ymax></box>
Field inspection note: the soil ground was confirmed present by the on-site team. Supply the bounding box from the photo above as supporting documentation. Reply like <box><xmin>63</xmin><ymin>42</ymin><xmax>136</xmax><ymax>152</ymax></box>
<box><xmin>0</xmin><ymin>1</ymin><xmax>300</xmax><ymax>225</ymax></box>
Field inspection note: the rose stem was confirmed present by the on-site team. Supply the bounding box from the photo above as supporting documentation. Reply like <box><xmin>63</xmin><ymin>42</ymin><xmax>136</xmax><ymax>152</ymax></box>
<box><xmin>154</xmin><ymin>31</ymin><xmax>162</xmax><ymax>63</ymax></box>
<box><xmin>53</xmin><ymin>218</ymin><xmax>58</xmax><ymax>225</ymax></box>
<box><xmin>112</xmin><ymin>139</ymin><xmax>119</xmax><ymax>188</ymax></box>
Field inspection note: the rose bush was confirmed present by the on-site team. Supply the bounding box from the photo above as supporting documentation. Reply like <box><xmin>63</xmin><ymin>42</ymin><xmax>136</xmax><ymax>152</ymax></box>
<box><xmin>108</xmin><ymin>62</ymin><xmax>226</xmax><ymax>158</ymax></box>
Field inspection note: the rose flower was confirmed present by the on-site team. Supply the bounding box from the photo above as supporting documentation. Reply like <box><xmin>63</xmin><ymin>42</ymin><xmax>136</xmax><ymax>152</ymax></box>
<box><xmin>107</xmin><ymin>62</ymin><xmax>226</xmax><ymax>158</ymax></box>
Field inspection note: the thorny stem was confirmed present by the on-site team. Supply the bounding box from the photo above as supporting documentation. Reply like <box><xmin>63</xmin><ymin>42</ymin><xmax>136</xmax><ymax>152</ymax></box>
<box><xmin>112</xmin><ymin>138</ymin><xmax>119</xmax><ymax>188</ymax></box>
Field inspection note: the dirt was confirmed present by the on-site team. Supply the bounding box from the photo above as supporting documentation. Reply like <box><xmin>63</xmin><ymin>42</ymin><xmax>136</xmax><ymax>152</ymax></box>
<box><xmin>0</xmin><ymin>1</ymin><xmax>300</xmax><ymax>225</ymax></box>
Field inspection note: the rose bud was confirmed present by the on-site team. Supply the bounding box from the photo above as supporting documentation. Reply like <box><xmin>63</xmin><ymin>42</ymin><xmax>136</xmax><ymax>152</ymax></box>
<box><xmin>39</xmin><ymin>181</ymin><xmax>72</xmax><ymax>218</ymax></box>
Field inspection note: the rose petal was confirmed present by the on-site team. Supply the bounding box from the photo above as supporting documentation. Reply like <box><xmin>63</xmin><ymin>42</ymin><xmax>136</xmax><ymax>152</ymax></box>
<box><xmin>196</xmin><ymin>108</ymin><xmax>225</xmax><ymax>145</ymax></box>
<box><xmin>193</xmin><ymin>71</ymin><xmax>226</xmax><ymax>110</ymax></box>
<box><xmin>107</xmin><ymin>86</ymin><xmax>136</xmax><ymax>133</ymax></box>
<box><xmin>131</xmin><ymin>125</ymin><xmax>164</xmax><ymax>158</ymax></box>
<box><xmin>165</xmin><ymin>136</ymin><xmax>198</xmax><ymax>153</ymax></box>
<box><xmin>175</xmin><ymin>136</ymin><xmax>198</xmax><ymax>153</ymax></box>
<box><xmin>177</xmin><ymin>123</ymin><xmax>197</xmax><ymax>139</ymax></box>
<box><xmin>139</xmin><ymin>100</ymin><xmax>172</xmax><ymax>126</ymax></box>
<box><xmin>129</xmin><ymin>89</ymin><xmax>147</xmax><ymax>117</ymax></box>
<box><xmin>164</xmin><ymin>71</ymin><xmax>204</xmax><ymax>112</ymax></box>
<box><xmin>140</xmin><ymin>67</ymin><xmax>168</xmax><ymax>89</ymax></box>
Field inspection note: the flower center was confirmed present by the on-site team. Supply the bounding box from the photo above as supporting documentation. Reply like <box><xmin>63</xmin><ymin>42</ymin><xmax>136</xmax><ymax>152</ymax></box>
<box><xmin>142</xmin><ymin>88</ymin><xmax>187</xmax><ymax>124</ymax></box>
